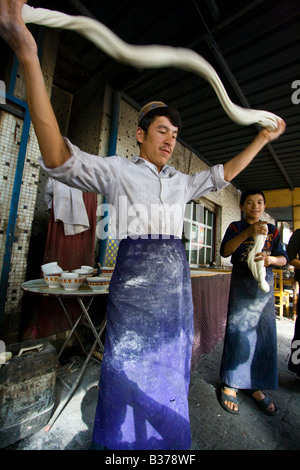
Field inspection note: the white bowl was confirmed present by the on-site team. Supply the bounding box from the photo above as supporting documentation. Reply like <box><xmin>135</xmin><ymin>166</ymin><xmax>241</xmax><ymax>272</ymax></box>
<box><xmin>60</xmin><ymin>272</ymin><xmax>84</xmax><ymax>291</ymax></box>
<box><xmin>42</xmin><ymin>262</ymin><xmax>63</xmax><ymax>275</ymax></box>
<box><xmin>100</xmin><ymin>266</ymin><xmax>114</xmax><ymax>276</ymax></box>
<box><xmin>81</xmin><ymin>265</ymin><xmax>94</xmax><ymax>274</ymax></box>
<box><xmin>86</xmin><ymin>276</ymin><xmax>110</xmax><ymax>292</ymax></box>
<box><xmin>72</xmin><ymin>268</ymin><xmax>90</xmax><ymax>277</ymax></box>
<box><xmin>61</xmin><ymin>272</ymin><xmax>78</xmax><ymax>278</ymax></box>
<box><xmin>44</xmin><ymin>274</ymin><xmax>61</xmax><ymax>288</ymax></box>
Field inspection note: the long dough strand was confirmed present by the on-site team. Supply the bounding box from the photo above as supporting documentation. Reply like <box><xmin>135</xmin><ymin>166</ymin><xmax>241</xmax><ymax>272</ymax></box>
<box><xmin>247</xmin><ymin>224</ymin><xmax>270</xmax><ymax>293</ymax></box>
<box><xmin>21</xmin><ymin>4</ymin><xmax>281</xmax><ymax>131</ymax></box>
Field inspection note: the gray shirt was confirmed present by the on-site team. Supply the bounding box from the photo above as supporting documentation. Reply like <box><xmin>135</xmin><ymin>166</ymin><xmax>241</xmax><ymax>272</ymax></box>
<box><xmin>40</xmin><ymin>138</ymin><xmax>228</xmax><ymax>240</ymax></box>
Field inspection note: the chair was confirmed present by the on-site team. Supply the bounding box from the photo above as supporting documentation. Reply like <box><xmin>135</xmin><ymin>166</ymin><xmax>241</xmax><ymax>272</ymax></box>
<box><xmin>282</xmin><ymin>276</ymin><xmax>299</xmax><ymax>320</ymax></box>
<box><xmin>273</xmin><ymin>269</ymin><xmax>290</xmax><ymax>319</ymax></box>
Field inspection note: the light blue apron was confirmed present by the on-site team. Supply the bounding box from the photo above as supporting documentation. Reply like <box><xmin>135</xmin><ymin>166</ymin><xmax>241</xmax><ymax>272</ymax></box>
<box><xmin>220</xmin><ymin>264</ymin><xmax>278</xmax><ymax>390</ymax></box>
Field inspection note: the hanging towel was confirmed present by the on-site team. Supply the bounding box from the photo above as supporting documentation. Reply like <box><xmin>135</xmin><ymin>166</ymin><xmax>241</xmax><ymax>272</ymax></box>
<box><xmin>44</xmin><ymin>178</ymin><xmax>90</xmax><ymax>235</ymax></box>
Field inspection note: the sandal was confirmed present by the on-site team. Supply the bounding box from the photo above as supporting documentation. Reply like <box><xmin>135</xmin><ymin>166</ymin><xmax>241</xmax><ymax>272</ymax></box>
<box><xmin>219</xmin><ymin>386</ymin><xmax>240</xmax><ymax>415</ymax></box>
<box><xmin>245</xmin><ymin>389</ymin><xmax>278</xmax><ymax>416</ymax></box>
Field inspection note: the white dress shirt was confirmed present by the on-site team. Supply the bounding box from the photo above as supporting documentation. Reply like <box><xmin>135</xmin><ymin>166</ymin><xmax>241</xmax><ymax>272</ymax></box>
<box><xmin>40</xmin><ymin>138</ymin><xmax>228</xmax><ymax>240</ymax></box>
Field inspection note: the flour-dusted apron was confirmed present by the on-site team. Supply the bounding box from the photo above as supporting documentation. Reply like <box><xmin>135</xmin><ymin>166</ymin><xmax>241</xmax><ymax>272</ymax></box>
<box><xmin>220</xmin><ymin>264</ymin><xmax>278</xmax><ymax>390</ymax></box>
<box><xmin>92</xmin><ymin>236</ymin><xmax>194</xmax><ymax>450</ymax></box>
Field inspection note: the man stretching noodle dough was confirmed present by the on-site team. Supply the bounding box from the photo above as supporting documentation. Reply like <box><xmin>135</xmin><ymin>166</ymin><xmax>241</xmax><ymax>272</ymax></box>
<box><xmin>219</xmin><ymin>189</ymin><xmax>288</xmax><ymax>416</ymax></box>
<box><xmin>0</xmin><ymin>1</ymin><xmax>286</xmax><ymax>450</ymax></box>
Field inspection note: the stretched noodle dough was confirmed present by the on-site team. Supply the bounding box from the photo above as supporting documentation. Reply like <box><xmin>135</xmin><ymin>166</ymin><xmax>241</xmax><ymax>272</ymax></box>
<box><xmin>247</xmin><ymin>224</ymin><xmax>270</xmax><ymax>293</ymax></box>
<box><xmin>21</xmin><ymin>4</ymin><xmax>280</xmax><ymax>131</ymax></box>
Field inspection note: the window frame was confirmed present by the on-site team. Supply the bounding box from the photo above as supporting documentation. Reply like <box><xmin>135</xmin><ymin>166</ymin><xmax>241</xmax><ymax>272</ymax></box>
<box><xmin>183</xmin><ymin>199</ymin><xmax>216</xmax><ymax>267</ymax></box>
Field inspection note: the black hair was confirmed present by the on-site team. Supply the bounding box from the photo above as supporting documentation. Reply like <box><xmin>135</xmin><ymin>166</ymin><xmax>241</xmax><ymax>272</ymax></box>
<box><xmin>240</xmin><ymin>188</ymin><xmax>266</xmax><ymax>206</ymax></box>
<box><xmin>139</xmin><ymin>106</ymin><xmax>182</xmax><ymax>134</ymax></box>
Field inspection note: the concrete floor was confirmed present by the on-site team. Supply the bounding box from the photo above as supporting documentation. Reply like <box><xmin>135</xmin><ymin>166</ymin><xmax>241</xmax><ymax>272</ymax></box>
<box><xmin>4</xmin><ymin>317</ymin><xmax>300</xmax><ymax>451</ymax></box>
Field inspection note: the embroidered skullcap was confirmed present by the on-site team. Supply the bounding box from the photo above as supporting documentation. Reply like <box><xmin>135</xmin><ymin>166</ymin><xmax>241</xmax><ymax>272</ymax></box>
<box><xmin>138</xmin><ymin>101</ymin><xmax>168</xmax><ymax>124</ymax></box>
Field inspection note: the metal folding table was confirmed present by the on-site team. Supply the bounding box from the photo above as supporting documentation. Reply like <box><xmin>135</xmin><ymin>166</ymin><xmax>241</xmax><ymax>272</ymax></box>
<box><xmin>22</xmin><ymin>278</ymin><xmax>108</xmax><ymax>431</ymax></box>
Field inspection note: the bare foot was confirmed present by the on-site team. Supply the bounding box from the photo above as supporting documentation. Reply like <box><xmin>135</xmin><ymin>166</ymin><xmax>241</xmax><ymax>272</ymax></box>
<box><xmin>222</xmin><ymin>387</ymin><xmax>239</xmax><ymax>413</ymax></box>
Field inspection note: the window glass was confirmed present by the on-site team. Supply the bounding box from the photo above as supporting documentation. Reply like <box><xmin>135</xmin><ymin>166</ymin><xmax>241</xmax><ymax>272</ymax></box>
<box><xmin>183</xmin><ymin>201</ymin><xmax>215</xmax><ymax>266</ymax></box>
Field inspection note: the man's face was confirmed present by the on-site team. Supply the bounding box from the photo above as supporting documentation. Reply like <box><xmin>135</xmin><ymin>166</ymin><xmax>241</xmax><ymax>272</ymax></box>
<box><xmin>137</xmin><ymin>115</ymin><xmax>178</xmax><ymax>172</ymax></box>
<box><xmin>240</xmin><ymin>193</ymin><xmax>266</xmax><ymax>221</ymax></box>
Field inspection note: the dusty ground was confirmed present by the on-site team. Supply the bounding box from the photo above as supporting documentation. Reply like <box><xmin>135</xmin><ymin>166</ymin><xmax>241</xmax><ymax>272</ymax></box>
<box><xmin>4</xmin><ymin>317</ymin><xmax>300</xmax><ymax>451</ymax></box>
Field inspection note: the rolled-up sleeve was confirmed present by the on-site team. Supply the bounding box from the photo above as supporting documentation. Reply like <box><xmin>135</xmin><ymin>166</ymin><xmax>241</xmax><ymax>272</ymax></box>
<box><xmin>185</xmin><ymin>164</ymin><xmax>228</xmax><ymax>201</ymax></box>
<box><xmin>39</xmin><ymin>138</ymin><xmax>114</xmax><ymax>195</ymax></box>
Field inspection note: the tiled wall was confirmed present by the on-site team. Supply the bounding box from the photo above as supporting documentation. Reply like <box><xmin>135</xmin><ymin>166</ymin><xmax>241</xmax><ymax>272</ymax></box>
<box><xmin>117</xmin><ymin>100</ymin><xmax>139</xmax><ymax>159</ymax></box>
<box><xmin>0</xmin><ymin>114</ymin><xmax>23</xmax><ymax>269</ymax></box>
<box><xmin>0</xmin><ymin>30</ymin><xmax>59</xmax><ymax>327</ymax></box>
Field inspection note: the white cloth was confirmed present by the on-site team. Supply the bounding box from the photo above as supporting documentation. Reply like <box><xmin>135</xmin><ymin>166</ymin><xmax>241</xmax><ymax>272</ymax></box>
<box><xmin>40</xmin><ymin>138</ymin><xmax>228</xmax><ymax>240</ymax></box>
<box><xmin>44</xmin><ymin>177</ymin><xmax>90</xmax><ymax>236</ymax></box>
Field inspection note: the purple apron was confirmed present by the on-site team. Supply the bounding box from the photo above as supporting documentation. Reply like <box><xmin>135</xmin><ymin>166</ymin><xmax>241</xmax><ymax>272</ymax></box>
<box><xmin>92</xmin><ymin>236</ymin><xmax>194</xmax><ymax>450</ymax></box>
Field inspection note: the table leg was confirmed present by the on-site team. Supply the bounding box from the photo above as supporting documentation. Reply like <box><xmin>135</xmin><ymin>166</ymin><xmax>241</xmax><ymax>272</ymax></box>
<box><xmin>45</xmin><ymin>304</ymin><xmax>107</xmax><ymax>432</ymax></box>
<box><xmin>57</xmin><ymin>298</ymin><xmax>87</xmax><ymax>358</ymax></box>
<box><xmin>77</xmin><ymin>298</ymin><xmax>105</xmax><ymax>352</ymax></box>
<box><xmin>45</xmin><ymin>336</ymin><xmax>99</xmax><ymax>433</ymax></box>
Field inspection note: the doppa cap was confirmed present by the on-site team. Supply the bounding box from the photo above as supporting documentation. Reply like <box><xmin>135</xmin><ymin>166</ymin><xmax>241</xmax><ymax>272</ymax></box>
<box><xmin>138</xmin><ymin>101</ymin><xmax>168</xmax><ymax>124</ymax></box>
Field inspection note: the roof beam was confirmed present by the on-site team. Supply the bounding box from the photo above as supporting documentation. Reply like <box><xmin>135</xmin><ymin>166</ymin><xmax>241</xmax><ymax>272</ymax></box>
<box><xmin>204</xmin><ymin>0</ymin><xmax>220</xmax><ymax>22</ymax></box>
<box><xmin>202</xmin><ymin>33</ymin><xmax>294</xmax><ymax>190</ymax></box>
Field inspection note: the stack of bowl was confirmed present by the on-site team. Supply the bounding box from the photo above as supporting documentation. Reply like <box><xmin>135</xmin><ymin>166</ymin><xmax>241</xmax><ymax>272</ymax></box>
<box><xmin>81</xmin><ymin>265</ymin><xmax>94</xmax><ymax>275</ymax></box>
<box><xmin>60</xmin><ymin>272</ymin><xmax>84</xmax><ymax>291</ymax></box>
<box><xmin>72</xmin><ymin>267</ymin><xmax>92</xmax><ymax>279</ymax></box>
<box><xmin>41</xmin><ymin>262</ymin><xmax>97</xmax><ymax>291</ymax></box>
<box><xmin>100</xmin><ymin>266</ymin><xmax>114</xmax><ymax>277</ymax></box>
<box><xmin>42</xmin><ymin>262</ymin><xmax>63</xmax><ymax>288</ymax></box>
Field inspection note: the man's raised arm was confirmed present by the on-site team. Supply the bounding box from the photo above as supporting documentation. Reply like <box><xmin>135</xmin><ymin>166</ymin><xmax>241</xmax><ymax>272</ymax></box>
<box><xmin>223</xmin><ymin>119</ymin><xmax>286</xmax><ymax>182</ymax></box>
<box><xmin>0</xmin><ymin>0</ymin><xmax>70</xmax><ymax>168</ymax></box>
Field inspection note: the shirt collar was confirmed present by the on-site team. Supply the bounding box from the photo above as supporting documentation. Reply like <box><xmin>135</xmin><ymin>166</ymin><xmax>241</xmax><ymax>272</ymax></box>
<box><xmin>131</xmin><ymin>155</ymin><xmax>177</xmax><ymax>177</ymax></box>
